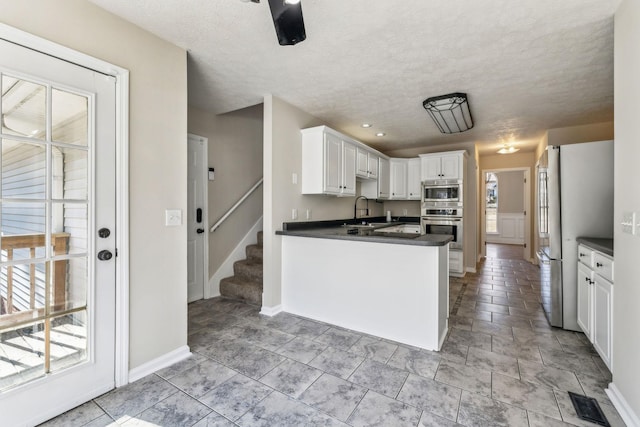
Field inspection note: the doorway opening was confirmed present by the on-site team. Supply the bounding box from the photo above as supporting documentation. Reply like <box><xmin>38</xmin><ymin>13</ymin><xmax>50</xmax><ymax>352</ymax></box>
<box><xmin>480</xmin><ymin>167</ymin><xmax>531</xmax><ymax>262</ymax></box>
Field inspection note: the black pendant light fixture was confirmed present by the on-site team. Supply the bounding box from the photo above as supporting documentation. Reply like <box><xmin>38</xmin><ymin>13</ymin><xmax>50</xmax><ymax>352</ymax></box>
<box><xmin>422</xmin><ymin>92</ymin><xmax>474</xmax><ymax>134</ymax></box>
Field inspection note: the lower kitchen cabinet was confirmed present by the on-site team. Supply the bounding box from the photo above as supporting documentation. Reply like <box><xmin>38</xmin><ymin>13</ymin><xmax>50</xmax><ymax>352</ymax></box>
<box><xmin>593</xmin><ymin>275</ymin><xmax>613</xmax><ymax>369</ymax></box>
<box><xmin>449</xmin><ymin>249</ymin><xmax>463</xmax><ymax>276</ymax></box>
<box><xmin>576</xmin><ymin>243</ymin><xmax>613</xmax><ymax>370</ymax></box>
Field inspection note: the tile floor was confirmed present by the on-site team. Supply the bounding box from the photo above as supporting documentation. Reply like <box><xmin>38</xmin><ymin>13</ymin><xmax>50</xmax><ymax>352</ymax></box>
<box><xmin>41</xmin><ymin>244</ymin><xmax>625</xmax><ymax>426</ymax></box>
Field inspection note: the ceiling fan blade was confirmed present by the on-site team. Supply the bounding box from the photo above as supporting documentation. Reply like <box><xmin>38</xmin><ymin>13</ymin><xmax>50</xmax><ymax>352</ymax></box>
<box><xmin>267</xmin><ymin>0</ymin><xmax>306</xmax><ymax>46</ymax></box>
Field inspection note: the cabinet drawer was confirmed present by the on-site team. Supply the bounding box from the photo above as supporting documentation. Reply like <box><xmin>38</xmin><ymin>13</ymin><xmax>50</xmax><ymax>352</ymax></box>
<box><xmin>577</xmin><ymin>244</ymin><xmax>593</xmax><ymax>267</ymax></box>
<box><xmin>593</xmin><ymin>252</ymin><xmax>614</xmax><ymax>282</ymax></box>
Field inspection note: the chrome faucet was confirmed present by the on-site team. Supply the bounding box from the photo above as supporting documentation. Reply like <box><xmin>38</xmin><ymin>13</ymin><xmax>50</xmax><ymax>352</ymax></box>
<box><xmin>354</xmin><ymin>196</ymin><xmax>369</xmax><ymax>221</ymax></box>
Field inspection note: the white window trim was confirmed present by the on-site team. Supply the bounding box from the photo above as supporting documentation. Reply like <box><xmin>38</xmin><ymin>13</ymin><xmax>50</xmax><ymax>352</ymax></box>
<box><xmin>0</xmin><ymin>23</ymin><xmax>131</xmax><ymax>387</ymax></box>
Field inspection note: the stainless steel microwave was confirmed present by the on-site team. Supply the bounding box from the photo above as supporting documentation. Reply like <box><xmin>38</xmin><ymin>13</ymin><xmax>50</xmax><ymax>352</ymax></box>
<box><xmin>422</xmin><ymin>183</ymin><xmax>461</xmax><ymax>203</ymax></box>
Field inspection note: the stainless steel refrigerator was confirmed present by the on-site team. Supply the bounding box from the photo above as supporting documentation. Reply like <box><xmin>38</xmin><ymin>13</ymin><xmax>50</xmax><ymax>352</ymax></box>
<box><xmin>536</xmin><ymin>140</ymin><xmax>614</xmax><ymax>330</ymax></box>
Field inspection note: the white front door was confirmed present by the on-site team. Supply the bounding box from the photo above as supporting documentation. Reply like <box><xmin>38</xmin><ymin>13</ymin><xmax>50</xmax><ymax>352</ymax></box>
<box><xmin>0</xmin><ymin>38</ymin><xmax>116</xmax><ymax>426</ymax></box>
<box><xmin>187</xmin><ymin>134</ymin><xmax>207</xmax><ymax>302</ymax></box>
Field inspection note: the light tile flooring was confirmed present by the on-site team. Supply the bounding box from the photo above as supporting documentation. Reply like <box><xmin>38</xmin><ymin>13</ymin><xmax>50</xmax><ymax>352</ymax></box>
<box><xmin>42</xmin><ymin>245</ymin><xmax>625</xmax><ymax>426</ymax></box>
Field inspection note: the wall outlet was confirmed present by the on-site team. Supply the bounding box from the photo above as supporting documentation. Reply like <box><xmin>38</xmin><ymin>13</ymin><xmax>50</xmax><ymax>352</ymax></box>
<box><xmin>292</xmin><ymin>172</ymin><xmax>298</xmax><ymax>185</ymax></box>
<box><xmin>622</xmin><ymin>212</ymin><xmax>635</xmax><ymax>235</ymax></box>
<box><xmin>306</xmin><ymin>209</ymin><xmax>312</xmax><ymax>220</ymax></box>
<box><xmin>165</xmin><ymin>209</ymin><xmax>182</xmax><ymax>226</ymax></box>
<box><xmin>402</xmin><ymin>209</ymin><xmax>408</xmax><ymax>216</ymax></box>
<box><xmin>292</xmin><ymin>208</ymin><xmax>298</xmax><ymax>220</ymax></box>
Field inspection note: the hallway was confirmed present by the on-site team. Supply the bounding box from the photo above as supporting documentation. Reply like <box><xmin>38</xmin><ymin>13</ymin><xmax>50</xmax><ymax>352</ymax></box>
<box><xmin>41</xmin><ymin>247</ymin><xmax>624</xmax><ymax>426</ymax></box>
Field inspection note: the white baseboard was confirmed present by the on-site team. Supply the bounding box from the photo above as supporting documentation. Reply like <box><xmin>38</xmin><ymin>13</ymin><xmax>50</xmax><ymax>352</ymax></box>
<box><xmin>128</xmin><ymin>345</ymin><xmax>191</xmax><ymax>383</ymax></box>
<box><xmin>207</xmin><ymin>216</ymin><xmax>263</xmax><ymax>299</ymax></box>
<box><xmin>260</xmin><ymin>304</ymin><xmax>282</xmax><ymax>317</ymax></box>
<box><xmin>606</xmin><ymin>382</ymin><xmax>640</xmax><ymax>427</ymax></box>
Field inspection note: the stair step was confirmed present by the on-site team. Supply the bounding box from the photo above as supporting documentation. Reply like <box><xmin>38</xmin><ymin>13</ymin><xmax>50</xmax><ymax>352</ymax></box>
<box><xmin>246</xmin><ymin>244</ymin><xmax>263</xmax><ymax>261</ymax></box>
<box><xmin>219</xmin><ymin>276</ymin><xmax>262</xmax><ymax>305</ymax></box>
<box><xmin>257</xmin><ymin>231</ymin><xmax>263</xmax><ymax>246</ymax></box>
<box><xmin>233</xmin><ymin>259</ymin><xmax>263</xmax><ymax>282</ymax></box>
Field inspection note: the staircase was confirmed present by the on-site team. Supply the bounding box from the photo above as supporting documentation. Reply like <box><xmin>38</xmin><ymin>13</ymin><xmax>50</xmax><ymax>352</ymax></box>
<box><xmin>219</xmin><ymin>231</ymin><xmax>263</xmax><ymax>306</ymax></box>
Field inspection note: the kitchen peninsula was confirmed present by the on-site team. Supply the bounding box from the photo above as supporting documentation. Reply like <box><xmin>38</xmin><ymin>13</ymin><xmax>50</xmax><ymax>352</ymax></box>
<box><xmin>277</xmin><ymin>219</ymin><xmax>452</xmax><ymax>351</ymax></box>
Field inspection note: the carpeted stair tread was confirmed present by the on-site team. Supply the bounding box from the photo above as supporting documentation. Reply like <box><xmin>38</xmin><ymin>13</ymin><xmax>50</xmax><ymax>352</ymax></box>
<box><xmin>233</xmin><ymin>259</ymin><xmax>263</xmax><ymax>282</ymax></box>
<box><xmin>219</xmin><ymin>230</ymin><xmax>263</xmax><ymax>306</ymax></box>
<box><xmin>220</xmin><ymin>276</ymin><xmax>262</xmax><ymax>305</ymax></box>
<box><xmin>246</xmin><ymin>244</ymin><xmax>263</xmax><ymax>261</ymax></box>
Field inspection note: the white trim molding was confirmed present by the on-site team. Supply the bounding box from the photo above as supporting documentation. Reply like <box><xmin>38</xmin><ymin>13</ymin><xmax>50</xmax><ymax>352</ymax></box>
<box><xmin>606</xmin><ymin>383</ymin><xmax>640</xmax><ymax>427</ymax></box>
<box><xmin>128</xmin><ymin>346</ymin><xmax>192</xmax><ymax>383</ymax></box>
<box><xmin>207</xmin><ymin>216</ymin><xmax>263</xmax><ymax>298</ymax></box>
<box><xmin>260</xmin><ymin>304</ymin><xmax>283</xmax><ymax>317</ymax></box>
<box><xmin>0</xmin><ymin>23</ymin><xmax>130</xmax><ymax>387</ymax></box>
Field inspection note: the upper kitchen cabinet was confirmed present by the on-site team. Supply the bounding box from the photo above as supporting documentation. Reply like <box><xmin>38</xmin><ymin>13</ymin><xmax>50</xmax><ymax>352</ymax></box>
<box><xmin>407</xmin><ymin>158</ymin><xmax>421</xmax><ymax>200</ymax></box>
<box><xmin>420</xmin><ymin>151</ymin><xmax>467</xmax><ymax>181</ymax></box>
<box><xmin>362</xmin><ymin>156</ymin><xmax>390</xmax><ymax>199</ymax></box>
<box><xmin>301</xmin><ymin>126</ymin><xmax>356</xmax><ymax>196</ymax></box>
<box><xmin>356</xmin><ymin>147</ymin><xmax>379</xmax><ymax>179</ymax></box>
<box><xmin>389</xmin><ymin>159</ymin><xmax>408</xmax><ymax>199</ymax></box>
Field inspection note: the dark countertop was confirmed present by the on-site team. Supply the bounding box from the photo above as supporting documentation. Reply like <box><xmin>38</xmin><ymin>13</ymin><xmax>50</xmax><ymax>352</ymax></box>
<box><xmin>277</xmin><ymin>217</ymin><xmax>453</xmax><ymax>247</ymax></box>
<box><xmin>576</xmin><ymin>237</ymin><xmax>614</xmax><ymax>257</ymax></box>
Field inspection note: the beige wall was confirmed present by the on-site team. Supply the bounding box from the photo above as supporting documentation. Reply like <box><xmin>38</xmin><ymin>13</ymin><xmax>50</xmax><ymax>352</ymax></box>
<box><xmin>547</xmin><ymin>121</ymin><xmax>614</xmax><ymax>146</ymax></box>
<box><xmin>1</xmin><ymin>0</ymin><xmax>189</xmax><ymax>369</ymax></box>
<box><xmin>613</xmin><ymin>0</ymin><xmax>640</xmax><ymax>419</ymax></box>
<box><xmin>264</xmin><ymin>95</ymin><xmax>391</xmax><ymax>308</ymax></box>
<box><xmin>479</xmin><ymin>152</ymin><xmax>536</xmax><ymax>260</ymax></box>
<box><xmin>188</xmin><ymin>105</ymin><xmax>264</xmax><ymax>281</ymax></box>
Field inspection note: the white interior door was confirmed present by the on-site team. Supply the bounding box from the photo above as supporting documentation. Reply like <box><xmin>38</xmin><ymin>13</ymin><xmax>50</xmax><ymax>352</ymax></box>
<box><xmin>187</xmin><ymin>134</ymin><xmax>207</xmax><ymax>302</ymax></box>
<box><xmin>0</xmin><ymin>38</ymin><xmax>116</xmax><ymax>426</ymax></box>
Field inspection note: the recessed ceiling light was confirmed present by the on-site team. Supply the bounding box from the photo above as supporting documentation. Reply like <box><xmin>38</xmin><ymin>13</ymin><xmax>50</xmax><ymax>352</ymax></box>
<box><xmin>376</xmin><ymin>132</ymin><xmax>385</xmax><ymax>137</ymax></box>
<box><xmin>284</xmin><ymin>0</ymin><xmax>301</xmax><ymax>4</ymax></box>
<box><xmin>361</xmin><ymin>123</ymin><xmax>372</xmax><ymax>128</ymax></box>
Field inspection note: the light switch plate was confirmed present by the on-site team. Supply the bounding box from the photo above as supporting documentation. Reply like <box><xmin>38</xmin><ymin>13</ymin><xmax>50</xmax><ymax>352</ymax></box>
<box><xmin>165</xmin><ymin>209</ymin><xmax>182</xmax><ymax>226</ymax></box>
<box><xmin>291</xmin><ymin>208</ymin><xmax>298</xmax><ymax>220</ymax></box>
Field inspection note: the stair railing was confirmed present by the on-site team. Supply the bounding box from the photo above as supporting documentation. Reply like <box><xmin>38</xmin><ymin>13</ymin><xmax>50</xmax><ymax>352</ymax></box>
<box><xmin>210</xmin><ymin>178</ymin><xmax>263</xmax><ymax>232</ymax></box>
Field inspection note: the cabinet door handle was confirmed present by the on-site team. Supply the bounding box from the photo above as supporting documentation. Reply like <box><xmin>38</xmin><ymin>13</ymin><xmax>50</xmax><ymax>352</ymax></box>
<box><xmin>579</xmin><ymin>253</ymin><xmax>585</xmax><ymax>257</ymax></box>
<box><xmin>596</xmin><ymin>262</ymin><xmax>603</xmax><ymax>268</ymax></box>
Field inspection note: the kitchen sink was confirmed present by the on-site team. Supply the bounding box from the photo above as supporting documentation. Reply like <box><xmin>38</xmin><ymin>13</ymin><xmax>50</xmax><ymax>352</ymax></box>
<box><xmin>374</xmin><ymin>224</ymin><xmax>421</xmax><ymax>234</ymax></box>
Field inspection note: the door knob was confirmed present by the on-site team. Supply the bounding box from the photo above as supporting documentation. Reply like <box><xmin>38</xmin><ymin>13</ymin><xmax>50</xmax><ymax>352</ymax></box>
<box><xmin>97</xmin><ymin>250</ymin><xmax>113</xmax><ymax>261</ymax></box>
<box><xmin>98</xmin><ymin>228</ymin><xmax>111</xmax><ymax>238</ymax></box>
<box><xmin>196</xmin><ymin>228</ymin><xmax>205</xmax><ymax>234</ymax></box>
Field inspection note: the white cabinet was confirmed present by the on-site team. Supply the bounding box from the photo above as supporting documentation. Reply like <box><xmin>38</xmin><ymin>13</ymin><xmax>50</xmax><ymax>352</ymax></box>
<box><xmin>389</xmin><ymin>159</ymin><xmax>408</xmax><ymax>199</ymax></box>
<box><xmin>449</xmin><ymin>249</ymin><xmax>463</xmax><ymax>275</ymax></box>
<box><xmin>356</xmin><ymin>148</ymin><xmax>378</xmax><ymax>179</ymax></box>
<box><xmin>420</xmin><ymin>151</ymin><xmax>465</xmax><ymax>181</ymax></box>
<box><xmin>576</xmin><ymin>243</ymin><xmax>613</xmax><ymax>370</ymax></box>
<box><xmin>302</xmin><ymin>127</ymin><xmax>356</xmax><ymax>196</ymax></box>
<box><xmin>577</xmin><ymin>261</ymin><xmax>593</xmax><ymax>338</ymax></box>
<box><xmin>593</xmin><ymin>275</ymin><xmax>612</xmax><ymax>369</ymax></box>
<box><xmin>378</xmin><ymin>157</ymin><xmax>390</xmax><ymax>199</ymax></box>
<box><xmin>407</xmin><ymin>158</ymin><xmax>421</xmax><ymax>200</ymax></box>
<box><xmin>368</xmin><ymin>153</ymin><xmax>379</xmax><ymax>179</ymax></box>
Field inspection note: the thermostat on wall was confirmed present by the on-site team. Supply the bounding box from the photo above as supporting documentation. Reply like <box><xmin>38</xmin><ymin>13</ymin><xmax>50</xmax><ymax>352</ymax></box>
<box><xmin>208</xmin><ymin>167</ymin><xmax>215</xmax><ymax>181</ymax></box>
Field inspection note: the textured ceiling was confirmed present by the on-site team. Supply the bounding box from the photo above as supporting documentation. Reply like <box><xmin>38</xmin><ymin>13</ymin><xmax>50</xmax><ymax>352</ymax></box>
<box><xmin>88</xmin><ymin>0</ymin><xmax>619</xmax><ymax>154</ymax></box>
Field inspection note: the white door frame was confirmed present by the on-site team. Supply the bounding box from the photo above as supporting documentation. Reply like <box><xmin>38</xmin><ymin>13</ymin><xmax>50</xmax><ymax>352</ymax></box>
<box><xmin>480</xmin><ymin>167</ymin><xmax>531</xmax><ymax>262</ymax></box>
<box><xmin>187</xmin><ymin>133</ymin><xmax>209</xmax><ymax>302</ymax></box>
<box><xmin>0</xmin><ymin>24</ymin><xmax>130</xmax><ymax>387</ymax></box>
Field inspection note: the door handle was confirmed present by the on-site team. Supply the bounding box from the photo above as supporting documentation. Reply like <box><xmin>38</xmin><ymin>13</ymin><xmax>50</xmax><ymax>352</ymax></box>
<box><xmin>97</xmin><ymin>250</ymin><xmax>113</xmax><ymax>261</ymax></box>
<box><xmin>196</xmin><ymin>228</ymin><xmax>205</xmax><ymax>234</ymax></box>
<box><xmin>196</xmin><ymin>208</ymin><xmax>202</xmax><ymax>223</ymax></box>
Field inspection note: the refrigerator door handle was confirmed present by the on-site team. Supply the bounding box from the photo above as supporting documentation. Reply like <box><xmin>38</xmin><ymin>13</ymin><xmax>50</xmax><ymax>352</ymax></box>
<box><xmin>536</xmin><ymin>250</ymin><xmax>551</xmax><ymax>265</ymax></box>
